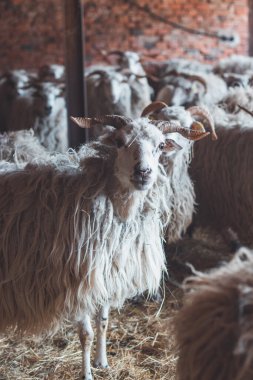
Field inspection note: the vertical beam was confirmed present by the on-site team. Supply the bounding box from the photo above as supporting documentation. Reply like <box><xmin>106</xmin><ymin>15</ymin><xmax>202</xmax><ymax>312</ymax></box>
<box><xmin>249</xmin><ymin>0</ymin><xmax>253</xmax><ymax>55</ymax></box>
<box><xmin>64</xmin><ymin>0</ymin><xmax>87</xmax><ymax>148</ymax></box>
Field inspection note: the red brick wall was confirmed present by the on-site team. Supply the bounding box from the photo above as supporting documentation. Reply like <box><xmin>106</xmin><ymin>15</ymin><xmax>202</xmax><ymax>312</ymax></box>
<box><xmin>0</xmin><ymin>0</ymin><xmax>65</xmax><ymax>71</ymax></box>
<box><xmin>0</xmin><ymin>0</ymin><xmax>249</xmax><ymax>71</ymax></box>
<box><xmin>84</xmin><ymin>0</ymin><xmax>249</xmax><ymax>65</ymax></box>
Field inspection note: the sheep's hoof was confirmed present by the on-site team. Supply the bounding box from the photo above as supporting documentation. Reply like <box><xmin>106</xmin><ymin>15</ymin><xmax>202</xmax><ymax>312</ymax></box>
<box><xmin>94</xmin><ymin>361</ymin><xmax>109</xmax><ymax>369</ymax></box>
<box><xmin>80</xmin><ymin>373</ymin><xmax>93</xmax><ymax>380</ymax></box>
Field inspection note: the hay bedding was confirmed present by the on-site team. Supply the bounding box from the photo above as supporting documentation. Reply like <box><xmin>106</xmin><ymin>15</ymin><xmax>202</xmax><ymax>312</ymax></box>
<box><xmin>0</xmin><ymin>295</ymin><xmax>179</xmax><ymax>380</ymax></box>
<box><xmin>0</xmin><ymin>228</ymin><xmax>232</xmax><ymax>380</ymax></box>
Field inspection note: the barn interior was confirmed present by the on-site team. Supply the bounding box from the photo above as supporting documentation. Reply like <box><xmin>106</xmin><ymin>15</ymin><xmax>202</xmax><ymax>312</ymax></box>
<box><xmin>1</xmin><ymin>1</ymin><xmax>253</xmax><ymax>379</ymax></box>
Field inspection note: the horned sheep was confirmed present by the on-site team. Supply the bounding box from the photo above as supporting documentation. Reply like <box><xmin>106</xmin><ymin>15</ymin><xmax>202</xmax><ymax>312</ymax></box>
<box><xmin>0</xmin><ymin>69</ymin><xmax>35</xmax><ymax>133</ymax></box>
<box><xmin>141</xmin><ymin>101</ymin><xmax>215</xmax><ymax>243</ymax></box>
<box><xmin>0</xmin><ymin>113</ymin><xmax>208</xmax><ymax>379</ymax></box>
<box><xmin>0</xmin><ymin>69</ymin><xmax>68</xmax><ymax>152</ymax></box>
<box><xmin>213</xmin><ymin>54</ymin><xmax>253</xmax><ymax>76</ymax></box>
<box><xmin>6</xmin><ymin>79</ymin><xmax>68</xmax><ymax>152</ymax></box>
<box><xmin>155</xmin><ymin>70</ymin><xmax>227</xmax><ymax>108</ymax></box>
<box><xmin>85</xmin><ymin>51</ymin><xmax>152</xmax><ymax>128</ymax></box>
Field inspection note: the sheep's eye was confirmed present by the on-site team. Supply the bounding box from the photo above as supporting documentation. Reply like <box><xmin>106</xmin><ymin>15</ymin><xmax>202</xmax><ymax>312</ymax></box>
<box><xmin>231</xmin><ymin>81</ymin><xmax>241</xmax><ymax>88</ymax></box>
<box><xmin>159</xmin><ymin>142</ymin><xmax>165</xmax><ymax>150</ymax></box>
<box><xmin>115</xmin><ymin>138</ymin><xmax>125</xmax><ymax>148</ymax></box>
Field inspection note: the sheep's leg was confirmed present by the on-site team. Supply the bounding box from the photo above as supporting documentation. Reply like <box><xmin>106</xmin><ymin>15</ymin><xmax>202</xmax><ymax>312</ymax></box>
<box><xmin>78</xmin><ymin>315</ymin><xmax>94</xmax><ymax>380</ymax></box>
<box><xmin>94</xmin><ymin>304</ymin><xmax>110</xmax><ymax>368</ymax></box>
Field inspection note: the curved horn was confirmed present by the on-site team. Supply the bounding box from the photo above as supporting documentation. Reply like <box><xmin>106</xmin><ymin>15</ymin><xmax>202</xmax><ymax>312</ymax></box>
<box><xmin>70</xmin><ymin>115</ymin><xmax>132</xmax><ymax>129</ymax></box>
<box><xmin>150</xmin><ymin>120</ymin><xmax>210</xmax><ymax>141</ymax></box>
<box><xmin>141</xmin><ymin>101</ymin><xmax>168</xmax><ymax>117</ymax></box>
<box><xmin>119</xmin><ymin>68</ymin><xmax>147</xmax><ymax>79</ymax></box>
<box><xmin>187</xmin><ymin>106</ymin><xmax>217</xmax><ymax>140</ymax></box>
<box><xmin>86</xmin><ymin>70</ymin><xmax>108</xmax><ymax>78</ymax></box>
<box><xmin>107</xmin><ymin>50</ymin><xmax>125</xmax><ymax>57</ymax></box>
<box><xmin>162</xmin><ymin>70</ymin><xmax>207</xmax><ymax>91</ymax></box>
<box><xmin>237</xmin><ymin>104</ymin><xmax>253</xmax><ymax>118</ymax></box>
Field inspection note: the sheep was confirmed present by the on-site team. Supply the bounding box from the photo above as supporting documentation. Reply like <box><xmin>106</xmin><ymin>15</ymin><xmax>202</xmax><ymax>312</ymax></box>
<box><xmin>31</xmin><ymin>81</ymin><xmax>68</xmax><ymax>152</ymax></box>
<box><xmin>85</xmin><ymin>51</ymin><xmax>152</xmax><ymax>123</ymax></box>
<box><xmin>189</xmin><ymin>100</ymin><xmax>253</xmax><ymax>244</ymax></box>
<box><xmin>0</xmin><ymin>69</ymin><xmax>35</xmax><ymax>133</ymax></box>
<box><xmin>108</xmin><ymin>50</ymin><xmax>153</xmax><ymax>102</ymax></box>
<box><xmin>6</xmin><ymin>79</ymin><xmax>68</xmax><ymax>152</ymax></box>
<box><xmin>0</xmin><ymin>113</ymin><xmax>207</xmax><ymax>379</ymax></box>
<box><xmin>213</xmin><ymin>55</ymin><xmax>253</xmax><ymax>92</ymax></box>
<box><xmin>175</xmin><ymin>240</ymin><xmax>253</xmax><ymax>380</ymax></box>
<box><xmin>217</xmin><ymin>86</ymin><xmax>253</xmax><ymax>115</ymax></box>
<box><xmin>142</xmin><ymin>58</ymin><xmax>212</xmax><ymax>87</ymax></box>
<box><xmin>154</xmin><ymin>58</ymin><xmax>212</xmax><ymax>77</ymax></box>
<box><xmin>220</xmin><ymin>72</ymin><xmax>252</xmax><ymax>89</ymax></box>
<box><xmin>85</xmin><ymin>68</ymin><xmax>132</xmax><ymax>118</ymax></box>
<box><xmin>0</xmin><ymin>129</ymin><xmax>50</xmax><ymax>164</ymax></box>
<box><xmin>106</xmin><ymin>50</ymin><xmax>148</xmax><ymax>77</ymax></box>
<box><xmin>38</xmin><ymin>63</ymin><xmax>65</xmax><ymax>81</ymax></box>
<box><xmin>213</xmin><ymin>54</ymin><xmax>253</xmax><ymax>76</ymax></box>
<box><xmin>155</xmin><ymin>70</ymin><xmax>227</xmax><ymax>107</ymax></box>
<box><xmin>85</xmin><ymin>68</ymin><xmax>132</xmax><ymax>140</ymax></box>
<box><xmin>141</xmin><ymin>101</ymin><xmax>215</xmax><ymax>244</ymax></box>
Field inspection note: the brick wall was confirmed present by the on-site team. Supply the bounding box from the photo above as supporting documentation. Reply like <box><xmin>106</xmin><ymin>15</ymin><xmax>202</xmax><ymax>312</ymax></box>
<box><xmin>0</xmin><ymin>0</ymin><xmax>65</xmax><ymax>71</ymax></box>
<box><xmin>0</xmin><ymin>0</ymin><xmax>249</xmax><ymax>71</ymax></box>
<box><xmin>84</xmin><ymin>0</ymin><xmax>249</xmax><ymax>65</ymax></box>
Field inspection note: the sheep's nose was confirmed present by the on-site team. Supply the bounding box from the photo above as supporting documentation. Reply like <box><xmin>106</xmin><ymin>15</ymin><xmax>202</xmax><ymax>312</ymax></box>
<box><xmin>134</xmin><ymin>163</ymin><xmax>152</xmax><ymax>177</ymax></box>
<box><xmin>45</xmin><ymin>105</ymin><xmax>52</xmax><ymax>114</ymax></box>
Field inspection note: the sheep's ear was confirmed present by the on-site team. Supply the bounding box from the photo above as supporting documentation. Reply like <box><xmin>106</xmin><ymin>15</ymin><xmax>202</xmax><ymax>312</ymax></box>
<box><xmin>164</xmin><ymin>139</ymin><xmax>182</xmax><ymax>152</ymax></box>
<box><xmin>70</xmin><ymin>116</ymin><xmax>92</xmax><ymax>128</ymax></box>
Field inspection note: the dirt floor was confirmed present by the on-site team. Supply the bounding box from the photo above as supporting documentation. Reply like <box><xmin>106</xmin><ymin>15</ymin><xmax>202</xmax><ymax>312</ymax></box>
<box><xmin>0</xmin><ymin>228</ymin><xmax>235</xmax><ymax>380</ymax></box>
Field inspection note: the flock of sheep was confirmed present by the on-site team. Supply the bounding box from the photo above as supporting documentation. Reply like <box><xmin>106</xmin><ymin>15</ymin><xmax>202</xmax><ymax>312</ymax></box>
<box><xmin>1</xmin><ymin>51</ymin><xmax>253</xmax><ymax>379</ymax></box>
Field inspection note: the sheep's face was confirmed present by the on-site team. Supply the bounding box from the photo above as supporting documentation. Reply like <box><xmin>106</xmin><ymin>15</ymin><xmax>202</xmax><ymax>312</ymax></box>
<box><xmin>158</xmin><ymin>107</ymin><xmax>194</xmax><ymax>158</ymax></box>
<box><xmin>32</xmin><ymin>83</ymin><xmax>64</xmax><ymax>117</ymax></box>
<box><xmin>38</xmin><ymin>64</ymin><xmax>65</xmax><ymax>80</ymax></box>
<box><xmin>158</xmin><ymin>79</ymin><xmax>204</xmax><ymax>107</ymax></box>
<box><xmin>113</xmin><ymin>119</ymin><xmax>179</xmax><ymax>191</ymax></box>
<box><xmin>121</xmin><ymin>51</ymin><xmax>144</xmax><ymax>75</ymax></box>
<box><xmin>107</xmin><ymin>74</ymin><xmax>129</xmax><ymax>105</ymax></box>
<box><xmin>91</xmin><ymin>72</ymin><xmax>130</xmax><ymax>105</ymax></box>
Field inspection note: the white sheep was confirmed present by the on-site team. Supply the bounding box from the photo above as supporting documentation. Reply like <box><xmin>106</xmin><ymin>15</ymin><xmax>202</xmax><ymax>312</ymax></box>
<box><xmin>0</xmin><ymin>113</ymin><xmax>207</xmax><ymax>379</ymax></box>
<box><xmin>0</xmin><ymin>69</ymin><xmax>35</xmax><ymax>133</ymax></box>
<box><xmin>85</xmin><ymin>68</ymin><xmax>132</xmax><ymax>117</ymax></box>
<box><xmin>217</xmin><ymin>85</ymin><xmax>253</xmax><ymax>115</ymax></box>
<box><xmin>213</xmin><ymin>54</ymin><xmax>253</xmax><ymax>75</ymax></box>
<box><xmin>0</xmin><ymin>129</ymin><xmax>49</xmax><ymax>164</ymax></box>
<box><xmin>0</xmin><ymin>68</ymin><xmax>68</xmax><ymax>152</ymax></box>
<box><xmin>156</xmin><ymin>58</ymin><xmax>212</xmax><ymax>75</ymax></box>
<box><xmin>85</xmin><ymin>51</ymin><xmax>152</xmax><ymax>122</ymax></box>
<box><xmin>220</xmin><ymin>72</ymin><xmax>252</xmax><ymax>89</ymax></box>
<box><xmin>6</xmin><ymin>79</ymin><xmax>68</xmax><ymax>152</ymax></box>
<box><xmin>38</xmin><ymin>63</ymin><xmax>65</xmax><ymax>81</ymax></box>
<box><xmin>108</xmin><ymin>50</ymin><xmax>153</xmax><ymax>112</ymax></box>
<box><xmin>155</xmin><ymin>70</ymin><xmax>227</xmax><ymax>107</ymax></box>
<box><xmin>141</xmin><ymin>101</ymin><xmax>215</xmax><ymax>243</ymax></box>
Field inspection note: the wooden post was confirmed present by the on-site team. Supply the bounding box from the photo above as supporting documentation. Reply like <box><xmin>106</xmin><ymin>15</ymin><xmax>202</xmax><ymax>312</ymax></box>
<box><xmin>249</xmin><ymin>0</ymin><xmax>253</xmax><ymax>56</ymax></box>
<box><xmin>64</xmin><ymin>0</ymin><xmax>87</xmax><ymax>148</ymax></box>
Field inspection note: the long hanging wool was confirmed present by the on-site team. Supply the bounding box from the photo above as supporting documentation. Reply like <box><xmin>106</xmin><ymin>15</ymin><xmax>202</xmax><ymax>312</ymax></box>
<box><xmin>190</xmin><ymin>120</ymin><xmax>253</xmax><ymax>243</ymax></box>
<box><xmin>0</xmin><ymin>137</ymin><xmax>169</xmax><ymax>335</ymax></box>
<box><xmin>143</xmin><ymin>105</ymin><xmax>197</xmax><ymax>243</ymax></box>
<box><xmin>161</xmin><ymin>140</ymin><xmax>195</xmax><ymax>243</ymax></box>
<box><xmin>175</xmin><ymin>248</ymin><xmax>253</xmax><ymax>380</ymax></box>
